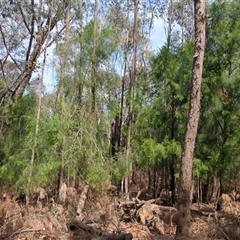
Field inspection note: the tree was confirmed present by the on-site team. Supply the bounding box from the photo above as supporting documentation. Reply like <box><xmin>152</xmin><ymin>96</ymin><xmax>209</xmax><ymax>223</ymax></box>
<box><xmin>196</xmin><ymin>0</ymin><xmax>240</xmax><ymax>203</ymax></box>
<box><xmin>0</xmin><ymin>0</ymin><xmax>68</xmax><ymax>103</ymax></box>
<box><xmin>175</xmin><ymin>0</ymin><xmax>205</xmax><ymax>236</ymax></box>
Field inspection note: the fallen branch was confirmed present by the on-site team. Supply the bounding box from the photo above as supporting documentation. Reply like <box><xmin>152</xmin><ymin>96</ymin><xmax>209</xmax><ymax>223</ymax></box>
<box><xmin>6</xmin><ymin>228</ymin><xmax>45</xmax><ymax>239</ymax></box>
<box><xmin>69</xmin><ymin>219</ymin><xmax>133</xmax><ymax>240</ymax></box>
<box><xmin>69</xmin><ymin>219</ymin><xmax>103</xmax><ymax>236</ymax></box>
<box><xmin>119</xmin><ymin>197</ymin><xmax>215</xmax><ymax>218</ymax></box>
<box><xmin>94</xmin><ymin>233</ymin><xmax>133</xmax><ymax>240</ymax></box>
<box><xmin>118</xmin><ymin>198</ymin><xmax>159</xmax><ymax>208</ymax></box>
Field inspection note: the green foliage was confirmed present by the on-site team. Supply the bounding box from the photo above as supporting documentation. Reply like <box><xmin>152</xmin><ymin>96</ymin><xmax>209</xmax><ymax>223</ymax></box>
<box><xmin>87</xmin><ymin>158</ymin><xmax>111</xmax><ymax>185</ymax></box>
<box><xmin>2</xmin><ymin>0</ymin><xmax>240</xmax><ymax>198</ymax></box>
<box><xmin>193</xmin><ymin>158</ymin><xmax>209</xmax><ymax>179</ymax></box>
<box><xmin>0</xmin><ymin>94</ymin><xmax>82</xmax><ymax>192</ymax></box>
<box><xmin>196</xmin><ymin>0</ymin><xmax>240</xmax><ymax>181</ymax></box>
<box><xmin>140</xmin><ymin>138</ymin><xmax>166</xmax><ymax>167</ymax></box>
<box><xmin>132</xmin><ymin>136</ymin><xmax>181</xmax><ymax>171</ymax></box>
<box><xmin>79</xmin><ymin>21</ymin><xmax>118</xmax><ymax>64</ymax></box>
<box><xmin>163</xmin><ymin>137</ymin><xmax>182</xmax><ymax>157</ymax></box>
<box><xmin>109</xmin><ymin>151</ymin><xmax>133</xmax><ymax>185</ymax></box>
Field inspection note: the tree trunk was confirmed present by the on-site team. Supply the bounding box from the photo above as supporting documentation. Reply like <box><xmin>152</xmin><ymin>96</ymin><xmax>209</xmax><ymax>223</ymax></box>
<box><xmin>211</xmin><ymin>175</ymin><xmax>220</xmax><ymax>205</ymax></box>
<box><xmin>110</xmin><ymin>115</ymin><xmax>121</xmax><ymax>157</ymax></box>
<box><xmin>170</xmin><ymin>164</ymin><xmax>175</xmax><ymax>204</ymax></box>
<box><xmin>176</xmin><ymin>0</ymin><xmax>205</xmax><ymax>237</ymax></box>
<box><xmin>76</xmin><ymin>184</ymin><xmax>89</xmax><ymax>220</ymax></box>
<box><xmin>124</xmin><ymin>0</ymin><xmax>138</xmax><ymax>199</ymax></box>
<box><xmin>57</xmin><ymin>0</ymin><xmax>71</xmax><ymax>191</ymax></box>
<box><xmin>9</xmin><ymin>3</ymin><xmax>67</xmax><ymax>101</ymax></box>
<box><xmin>27</xmin><ymin>2</ymin><xmax>53</xmax><ymax>191</ymax></box>
<box><xmin>91</xmin><ymin>0</ymin><xmax>98</xmax><ymax>116</ymax></box>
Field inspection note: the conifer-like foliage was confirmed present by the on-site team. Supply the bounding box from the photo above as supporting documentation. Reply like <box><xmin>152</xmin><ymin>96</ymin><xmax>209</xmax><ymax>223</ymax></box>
<box><xmin>197</xmin><ymin>0</ymin><xmax>240</xmax><ymax>192</ymax></box>
<box><xmin>0</xmin><ymin>0</ymin><xmax>240</xmax><ymax>204</ymax></box>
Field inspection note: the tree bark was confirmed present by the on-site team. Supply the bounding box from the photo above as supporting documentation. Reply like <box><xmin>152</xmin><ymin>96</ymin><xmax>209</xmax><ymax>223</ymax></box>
<box><xmin>124</xmin><ymin>0</ymin><xmax>138</xmax><ymax>199</ymax></box>
<box><xmin>0</xmin><ymin>1</ymin><xmax>68</xmax><ymax>104</ymax></box>
<box><xmin>27</xmin><ymin>1</ymin><xmax>53</xmax><ymax>190</ymax></box>
<box><xmin>13</xmin><ymin>4</ymin><xmax>67</xmax><ymax>100</ymax></box>
<box><xmin>176</xmin><ymin>0</ymin><xmax>205</xmax><ymax>237</ymax></box>
<box><xmin>91</xmin><ymin>0</ymin><xmax>98</xmax><ymax>116</ymax></box>
<box><xmin>57</xmin><ymin>0</ymin><xmax>71</xmax><ymax>190</ymax></box>
<box><xmin>76</xmin><ymin>184</ymin><xmax>89</xmax><ymax>220</ymax></box>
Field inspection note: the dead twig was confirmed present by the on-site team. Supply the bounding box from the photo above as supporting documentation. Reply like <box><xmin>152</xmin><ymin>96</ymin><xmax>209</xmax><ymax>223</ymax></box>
<box><xmin>217</xmin><ymin>227</ymin><xmax>231</xmax><ymax>240</ymax></box>
<box><xmin>6</xmin><ymin>227</ymin><xmax>45</xmax><ymax>239</ymax></box>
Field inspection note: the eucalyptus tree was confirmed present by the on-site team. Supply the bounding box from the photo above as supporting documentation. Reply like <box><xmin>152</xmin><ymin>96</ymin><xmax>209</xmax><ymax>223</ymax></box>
<box><xmin>0</xmin><ymin>0</ymin><xmax>71</xmax><ymax>194</ymax></box>
<box><xmin>100</xmin><ymin>1</ymin><xmax>157</xmax><ymax>191</ymax></box>
<box><xmin>173</xmin><ymin>0</ymin><xmax>194</xmax><ymax>44</ymax></box>
<box><xmin>55</xmin><ymin>0</ymin><xmax>71</xmax><ymax>191</ymax></box>
<box><xmin>52</xmin><ymin>0</ymin><xmax>121</xmax><ymax>187</ymax></box>
<box><xmin>0</xmin><ymin>0</ymin><xmax>68</xmax><ymax>103</ymax></box>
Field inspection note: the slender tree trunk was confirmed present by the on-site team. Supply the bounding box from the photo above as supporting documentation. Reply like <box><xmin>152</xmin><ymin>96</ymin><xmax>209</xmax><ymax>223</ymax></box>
<box><xmin>91</xmin><ymin>0</ymin><xmax>98</xmax><ymax>116</ymax></box>
<box><xmin>166</xmin><ymin>0</ymin><xmax>174</xmax><ymax>50</ymax></box>
<box><xmin>176</xmin><ymin>0</ymin><xmax>205</xmax><ymax>237</ymax></box>
<box><xmin>211</xmin><ymin>175</ymin><xmax>220</xmax><ymax>204</ymax></box>
<box><xmin>110</xmin><ymin>115</ymin><xmax>121</xmax><ymax>157</ymax></box>
<box><xmin>57</xmin><ymin>0</ymin><xmax>71</xmax><ymax>191</ymax></box>
<box><xmin>27</xmin><ymin>2</ymin><xmax>53</xmax><ymax>193</ymax></box>
<box><xmin>119</xmin><ymin>51</ymin><xmax>127</xmax><ymax>195</ymax></box>
<box><xmin>124</xmin><ymin>0</ymin><xmax>138</xmax><ymax>199</ymax></box>
<box><xmin>170</xmin><ymin>93</ymin><xmax>176</xmax><ymax>204</ymax></box>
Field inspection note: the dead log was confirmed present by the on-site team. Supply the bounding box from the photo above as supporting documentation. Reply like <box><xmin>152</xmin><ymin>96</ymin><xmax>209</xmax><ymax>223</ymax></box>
<box><xmin>94</xmin><ymin>233</ymin><xmax>133</xmax><ymax>240</ymax></box>
<box><xmin>119</xmin><ymin>198</ymin><xmax>214</xmax><ymax>215</ymax></box>
<box><xmin>69</xmin><ymin>219</ymin><xmax>103</xmax><ymax>235</ymax></box>
<box><xmin>118</xmin><ymin>198</ymin><xmax>159</xmax><ymax>208</ymax></box>
<box><xmin>69</xmin><ymin>219</ymin><xmax>133</xmax><ymax>240</ymax></box>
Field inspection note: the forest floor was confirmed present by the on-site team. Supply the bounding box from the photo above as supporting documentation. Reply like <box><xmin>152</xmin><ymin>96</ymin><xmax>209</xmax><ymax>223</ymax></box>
<box><xmin>0</xmin><ymin>185</ymin><xmax>240</xmax><ymax>240</ymax></box>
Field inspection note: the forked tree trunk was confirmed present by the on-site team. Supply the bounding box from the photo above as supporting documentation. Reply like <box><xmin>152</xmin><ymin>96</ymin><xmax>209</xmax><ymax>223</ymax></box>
<box><xmin>176</xmin><ymin>0</ymin><xmax>205</xmax><ymax>237</ymax></box>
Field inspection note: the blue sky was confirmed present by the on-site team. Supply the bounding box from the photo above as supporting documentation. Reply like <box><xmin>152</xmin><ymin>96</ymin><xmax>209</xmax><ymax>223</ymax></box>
<box><xmin>150</xmin><ymin>18</ymin><xmax>166</xmax><ymax>52</ymax></box>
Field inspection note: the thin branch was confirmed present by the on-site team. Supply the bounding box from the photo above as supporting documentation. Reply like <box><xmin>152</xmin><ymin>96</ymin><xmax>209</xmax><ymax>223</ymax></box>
<box><xmin>0</xmin><ymin>25</ymin><xmax>21</xmax><ymax>72</ymax></box>
<box><xmin>18</xmin><ymin>6</ymin><xmax>32</xmax><ymax>34</ymax></box>
<box><xmin>25</xmin><ymin>0</ymin><xmax>36</xmax><ymax>62</ymax></box>
<box><xmin>0</xmin><ymin>60</ymin><xmax>7</xmax><ymax>85</ymax></box>
<box><xmin>7</xmin><ymin>228</ymin><xmax>45</xmax><ymax>239</ymax></box>
<box><xmin>40</xmin><ymin>26</ymin><xmax>66</xmax><ymax>54</ymax></box>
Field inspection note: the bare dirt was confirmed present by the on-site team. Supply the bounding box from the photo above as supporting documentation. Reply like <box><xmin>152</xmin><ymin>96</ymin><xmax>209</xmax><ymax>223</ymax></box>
<box><xmin>1</xmin><ymin>187</ymin><xmax>240</xmax><ymax>240</ymax></box>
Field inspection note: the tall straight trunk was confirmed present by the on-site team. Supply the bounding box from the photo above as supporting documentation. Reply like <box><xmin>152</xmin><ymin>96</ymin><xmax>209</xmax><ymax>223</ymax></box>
<box><xmin>176</xmin><ymin>0</ymin><xmax>205</xmax><ymax>237</ymax></box>
<box><xmin>57</xmin><ymin>0</ymin><xmax>71</xmax><ymax>191</ymax></box>
<box><xmin>27</xmin><ymin>1</ymin><xmax>53</xmax><ymax>191</ymax></box>
<box><xmin>166</xmin><ymin>0</ymin><xmax>174</xmax><ymax>50</ymax></box>
<box><xmin>91</xmin><ymin>0</ymin><xmax>98</xmax><ymax>116</ymax></box>
<box><xmin>124</xmin><ymin>0</ymin><xmax>138</xmax><ymax>199</ymax></box>
<box><xmin>77</xmin><ymin>0</ymin><xmax>84</xmax><ymax>108</ymax></box>
<box><xmin>170</xmin><ymin>93</ymin><xmax>176</xmax><ymax>204</ymax></box>
<box><xmin>211</xmin><ymin>175</ymin><xmax>220</xmax><ymax>204</ymax></box>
